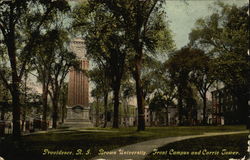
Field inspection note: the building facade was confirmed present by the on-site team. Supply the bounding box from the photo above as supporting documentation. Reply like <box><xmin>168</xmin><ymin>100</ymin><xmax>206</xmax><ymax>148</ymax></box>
<box><xmin>211</xmin><ymin>88</ymin><xmax>240</xmax><ymax>125</ymax></box>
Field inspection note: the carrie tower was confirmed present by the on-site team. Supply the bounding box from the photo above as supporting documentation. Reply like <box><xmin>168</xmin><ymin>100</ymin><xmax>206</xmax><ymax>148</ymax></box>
<box><xmin>67</xmin><ymin>38</ymin><xmax>89</xmax><ymax>107</ymax></box>
<box><xmin>65</xmin><ymin>38</ymin><xmax>92</xmax><ymax>127</ymax></box>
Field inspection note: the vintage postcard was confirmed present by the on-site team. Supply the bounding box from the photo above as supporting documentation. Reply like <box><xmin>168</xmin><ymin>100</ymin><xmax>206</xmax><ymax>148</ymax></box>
<box><xmin>0</xmin><ymin>0</ymin><xmax>249</xmax><ymax>160</ymax></box>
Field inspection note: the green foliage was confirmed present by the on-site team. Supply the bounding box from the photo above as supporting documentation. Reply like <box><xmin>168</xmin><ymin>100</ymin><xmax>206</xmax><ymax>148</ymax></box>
<box><xmin>0</xmin><ymin>0</ymin><xmax>70</xmax><ymax>65</ymax></box>
<box><xmin>189</xmin><ymin>3</ymin><xmax>249</xmax><ymax>124</ymax></box>
<box><xmin>0</xmin><ymin>0</ymin><xmax>71</xmax><ymax>136</ymax></box>
<box><xmin>166</xmin><ymin>48</ymin><xmax>201</xmax><ymax>91</ymax></box>
<box><xmin>88</xmin><ymin>67</ymin><xmax>111</xmax><ymax>101</ymax></box>
<box><xmin>165</xmin><ymin>47</ymin><xmax>214</xmax><ymax>124</ymax></box>
<box><xmin>73</xmin><ymin>1</ymin><xmax>130</xmax><ymax>128</ymax></box>
<box><xmin>189</xmin><ymin>3</ymin><xmax>249</xmax><ymax>87</ymax></box>
<box><xmin>73</xmin><ymin>0</ymin><xmax>127</xmax><ymax>88</ymax></box>
<box><xmin>73</xmin><ymin>0</ymin><xmax>175</xmax><ymax>130</ymax></box>
<box><xmin>121</xmin><ymin>80</ymin><xmax>135</xmax><ymax>99</ymax></box>
<box><xmin>149</xmin><ymin>93</ymin><xmax>169</xmax><ymax>111</ymax></box>
<box><xmin>93</xmin><ymin>0</ymin><xmax>175</xmax><ymax>53</ymax></box>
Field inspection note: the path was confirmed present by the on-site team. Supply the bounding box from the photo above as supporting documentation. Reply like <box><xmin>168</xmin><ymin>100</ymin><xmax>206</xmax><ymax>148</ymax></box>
<box><xmin>22</xmin><ymin>128</ymin><xmax>117</xmax><ymax>136</ymax></box>
<box><xmin>91</xmin><ymin>130</ymin><xmax>249</xmax><ymax>160</ymax></box>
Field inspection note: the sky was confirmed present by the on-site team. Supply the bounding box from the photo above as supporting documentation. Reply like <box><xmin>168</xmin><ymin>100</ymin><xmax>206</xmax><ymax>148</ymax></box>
<box><xmin>165</xmin><ymin>0</ymin><xmax>248</xmax><ymax>49</ymax></box>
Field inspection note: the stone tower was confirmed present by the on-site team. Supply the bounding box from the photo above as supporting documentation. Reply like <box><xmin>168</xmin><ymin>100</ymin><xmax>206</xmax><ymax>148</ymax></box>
<box><xmin>64</xmin><ymin>38</ymin><xmax>92</xmax><ymax>127</ymax></box>
<box><xmin>67</xmin><ymin>38</ymin><xmax>89</xmax><ymax>107</ymax></box>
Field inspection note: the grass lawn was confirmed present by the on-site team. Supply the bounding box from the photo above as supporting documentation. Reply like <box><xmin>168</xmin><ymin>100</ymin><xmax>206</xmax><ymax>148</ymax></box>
<box><xmin>0</xmin><ymin>125</ymin><xmax>247</xmax><ymax>160</ymax></box>
<box><xmin>144</xmin><ymin>133</ymin><xmax>249</xmax><ymax>160</ymax></box>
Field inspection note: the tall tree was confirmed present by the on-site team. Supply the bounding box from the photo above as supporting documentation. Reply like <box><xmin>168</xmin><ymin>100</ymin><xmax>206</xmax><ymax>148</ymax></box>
<box><xmin>59</xmin><ymin>82</ymin><xmax>68</xmax><ymax>124</ymax></box>
<box><xmin>48</xmin><ymin>30</ymin><xmax>78</xmax><ymax>129</ymax></box>
<box><xmin>141</xmin><ymin>56</ymin><xmax>164</xmax><ymax>104</ymax></box>
<box><xmin>0</xmin><ymin>0</ymin><xmax>70</xmax><ymax>138</ymax></box>
<box><xmin>31</xmin><ymin>30</ymin><xmax>57</xmax><ymax>130</ymax></box>
<box><xmin>166</xmin><ymin>48</ymin><xmax>189</xmax><ymax>125</ymax></box>
<box><xmin>189</xmin><ymin>3</ymin><xmax>249</xmax><ymax>124</ymax></box>
<box><xmin>89</xmin><ymin>67</ymin><xmax>111</xmax><ymax>128</ymax></box>
<box><xmin>32</xmin><ymin>10</ymin><xmax>73</xmax><ymax>130</ymax></box>
<box><xmin>166</xmin><ymin>47</ymin><xmax>201</xmax><ymax>125</ymax></box>
<box><xmin>94</xmin><ymin>0</ymin><xmax>174</xmax><ymax>130</ymax></box>
<box><xmin>73</xmin><ymin>2</ymin><xmax>128</xmax><ymax>128</ymax></box>
<box><xmin>188</xmin><ymin>49</ymin><xmax>214</xmax><ymax>124</ymax></box>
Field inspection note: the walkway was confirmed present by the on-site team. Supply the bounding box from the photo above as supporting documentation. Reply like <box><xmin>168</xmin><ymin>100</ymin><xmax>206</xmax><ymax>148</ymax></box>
<box><xmin>91</xmin><ymin>130</ymin><xmax>249</xmax><ymax>160</ymax></box>
<box><xmin>22</xmin><ymin>127</ymin><xmax>120</xmax><ymax>136</ymax></box>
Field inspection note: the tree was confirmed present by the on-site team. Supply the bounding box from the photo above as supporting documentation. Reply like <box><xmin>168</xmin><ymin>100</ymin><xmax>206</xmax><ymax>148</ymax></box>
<box><xmin>141</xmin><ymin>56</ymin><xmax>162</xmax><ymax>104</ymax></box>
<box><xmin>189</xmin><ymin>3</ymin><xmax>249</xmax><ymax>124</ymax></box>
<box><xmin>20</xmin><ymin>86</ymin><xmax>42</xmax><ymax>131</ymax></box>
<box><xmin>89</xmin><ymin>67</ymin><xmax>111</xmax><ymax>127</ymax></box>
<box><xmin>149</xmin><ymin>90</ymin><xmax>175</xmax><ymax>126</ymax></box>
<box><xmin>188</xmin><ymin>49</ymin><xmax>215</xmax><ymax>124</ymax></box>
<box><xmin>121</xmin><ymin>79</ymin><xmax>135</xmax><ymax>127</ymax></box>
<box><xmin>166</xmin><ymin>47</ymin><xmax>204</xmax><ymax>125</ymax></box>
<box><xmin>31</xmin><ymin>30</ymin><xmax>58</xmax><ymax>130</ymax></box>
<box><xmin>59</xmin><ymin>82</ymin><xmax>68</xmax><ymax>124</ymax></box>
<box><xmin>30</xmin><ymin>9</ymin><xmax>74</xmax><ymax>130</ymax></box>
<box><xmin>94</xmin><ymin>0</ymin><xmax>174</xmax><ymax>131</ymax></box>
<box><xmin>48</xmin><ymin>30</ymin><xmax>78</xmax><ymax>129</ymax></box>
<box><xmin>73</xmin><ymin>2</ymin><xmax>128</xmax><ymax>128</ymax></box>
<box><xmin>91</xmin><ymin>88</ymin><xmax>100</xmax><ymax>126</ymax></box>
<box><xmin>165</xmin><ymin>47</ymin><xmax>215</xmax><ymax>125</ymax></box>
<box><xmin>0</xmin><ymin>0</ymin><xmax>70</xmax><ymax>138</ymax></box>
<box><xmin>166</xmin><ymin>48</ymin><xmax>190</xmax><ymax>125</ymax></box>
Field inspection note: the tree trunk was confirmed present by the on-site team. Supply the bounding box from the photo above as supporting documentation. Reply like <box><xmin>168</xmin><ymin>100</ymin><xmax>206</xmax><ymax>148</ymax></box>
<box><xmin>165</xmin><ymin>108</ymin><xmax>168</xmax><ymax>126</ymax></box>
<box><xmin>42</xmin><ymin>82</ymin><xmax>49</xmax><ymax>130</ymax></box>
<box><xmin>52</xmin><ymin>90</ymin><xmax>59</xmax><ymax>129</ymax></box>
<box><xmin>7</xmin><ymin>24</ymin><xmax>21</xmax><ymax>138</ymax></box>
<box><xmin>96</xmin><ymin>97</ymin><xmax>100</xmax><ymax>127</ymax></box>
<box><xmin>202</xmin><ymin>93</ymin><xmax>207</xmax><ymax>125</ymax></box>
<box><xmin>177</xmin><ymin>91</ymin><xmax>183</xmax><ymax>126</ymax></box>
<box><xmin>134</xmin><ymin>61</ymin><xmax>145</xmax><ymax>131</ymax></box>
<box><xmin>103</xmin><ymin>93</ymin><xmax>108</xmax><ymax>128</ymax></box>
<box><xmin>12</xmin><ymin>87</ymin><xmax>21</xmax><ymax>139</ymax></box>
<box><xmin>52</xmin><ymin>100</ymin><xmax>58</xmax><ymax>129</ymax></box>
<box><xmin>61</xmin><ymin>103</ymin><xmax>65</xmax><ymax>123</ymax></box>
<box><xmin>113</xmin><ymin>83</ymin><xmax>120</xmax><ymax>128</ymax></box>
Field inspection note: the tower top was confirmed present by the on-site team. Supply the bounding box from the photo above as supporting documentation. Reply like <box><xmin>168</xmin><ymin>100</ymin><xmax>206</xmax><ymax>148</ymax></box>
<box><xmin>70</xmin><ymin>38</ymin><xmax>86</xmax><ymax>59</ymax></box>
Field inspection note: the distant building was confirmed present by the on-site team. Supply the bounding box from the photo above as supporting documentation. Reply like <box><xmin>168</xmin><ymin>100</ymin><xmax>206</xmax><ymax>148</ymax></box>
<box><xmin>90</xmin><ymin>102</ymin><xmax>137</xmax><ymax>127</ymax></box>
<box><xmin>150</xmin><ymin>106</ymin><xmax>178</xmax><ymax>126</ymax></box>
<box><xmin>211</xmin><ymin>88</ymin><xmax>241</xmax><ymax>125</ymax></box>
<box><xmin>144</xmin><ymin>106</ymin><xmax>151</xmax><ymax>126</ymax></box>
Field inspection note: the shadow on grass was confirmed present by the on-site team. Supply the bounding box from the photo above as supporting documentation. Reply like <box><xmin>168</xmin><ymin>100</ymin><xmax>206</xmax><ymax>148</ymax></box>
<box><xmin>145</xmin><ymin>133</ymin><xmax>248</xmax><ymax>160</ymax></box>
